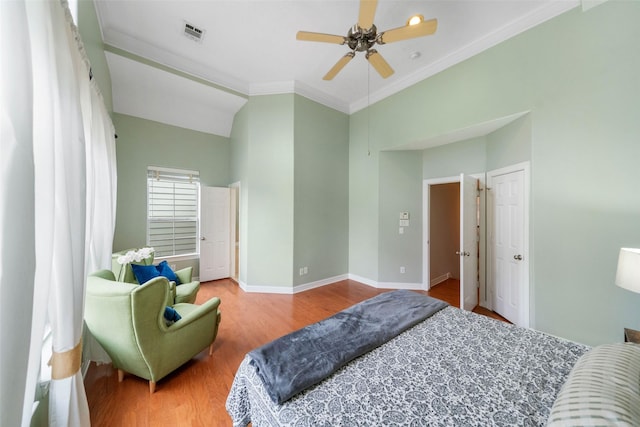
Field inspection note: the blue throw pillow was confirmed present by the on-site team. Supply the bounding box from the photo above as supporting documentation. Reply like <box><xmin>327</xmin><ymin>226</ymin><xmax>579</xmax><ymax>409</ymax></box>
<box><xmin>157</xmin><ymin>260</ymin><xmax>181</xmax><ymax>285</ymax></box>
<box><xmin>164</xmin><ymin>306</ymin><xmax>182</xmax><ymax>324</ymax></box>
<box><xmin>131</xmin><ymin>263</ymin><xmax>161</xmax><ymax>284</ymax></box>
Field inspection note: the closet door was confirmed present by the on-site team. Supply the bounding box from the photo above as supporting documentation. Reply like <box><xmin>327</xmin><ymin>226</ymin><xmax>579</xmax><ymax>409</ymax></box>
<box><xmin>489</xmin><ymin>169</ymin><xmax>525</xmax><ymax>325</ymax></box>
<box><xmin>200</xmin><ymin>186</ymin><xmax>230</xmax><ymax>282</ymax></box>
<box><xmin>459</xmin><ymin>174</ymin><xmax>478</xmax><ymax>312</ymax></box>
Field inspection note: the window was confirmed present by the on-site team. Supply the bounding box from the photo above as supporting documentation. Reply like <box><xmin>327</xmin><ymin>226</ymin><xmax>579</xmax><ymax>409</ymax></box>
<box><xmin>147</xmin><ymin>167</ymin><xmax>200</xmax><ymax>258</ymax></box>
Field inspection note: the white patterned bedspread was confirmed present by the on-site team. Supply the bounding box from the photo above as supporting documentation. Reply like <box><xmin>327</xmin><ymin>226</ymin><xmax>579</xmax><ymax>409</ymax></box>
<box><xmin>226</xmin><ymin>306</ymin><xmax>588</xmax><ymax>426</ymax></box>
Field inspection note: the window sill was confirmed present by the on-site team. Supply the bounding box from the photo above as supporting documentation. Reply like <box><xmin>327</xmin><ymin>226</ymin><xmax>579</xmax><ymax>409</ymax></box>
<box><xmin>154</xmin><ymin>253</ymin><xmax>199</xmax><ymax>263</ymax></box>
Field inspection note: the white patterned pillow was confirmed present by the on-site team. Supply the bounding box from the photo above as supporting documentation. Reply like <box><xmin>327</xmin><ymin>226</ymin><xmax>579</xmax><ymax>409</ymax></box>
<box><xmin>547</xmin><ymin>343</ymin><xmax>640</xmax><ymax>426</ymax></box>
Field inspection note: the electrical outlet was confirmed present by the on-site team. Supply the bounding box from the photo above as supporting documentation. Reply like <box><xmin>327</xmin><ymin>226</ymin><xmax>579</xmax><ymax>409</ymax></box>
<box><xmin>400</xmin><ymin>266</ymin><xmax>406</xmax><ymax>274</ymax></box>
<box><xmin>299</xmin><ymin>268</ymin><xmax>304</xmax><ymax>276</ymax></box>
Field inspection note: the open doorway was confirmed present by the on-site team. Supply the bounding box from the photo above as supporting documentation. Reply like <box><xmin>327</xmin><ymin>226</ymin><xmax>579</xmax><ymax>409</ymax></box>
<box><xmin>423</xmin><ymin>174</ymin><xmax>486</xmax><ymax>311</ymax></box>
<box><xmin>429</xmin><ymin>182</ymin><xmax>460</xmax><ymax>294</ymax></box>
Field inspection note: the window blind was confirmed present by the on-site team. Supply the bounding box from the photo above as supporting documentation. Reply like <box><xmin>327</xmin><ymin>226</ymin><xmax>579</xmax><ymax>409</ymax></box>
<box><xmin>147</xmin><ymin>167</ymin><xmax>200</xmax><ymax>257</ymax></box>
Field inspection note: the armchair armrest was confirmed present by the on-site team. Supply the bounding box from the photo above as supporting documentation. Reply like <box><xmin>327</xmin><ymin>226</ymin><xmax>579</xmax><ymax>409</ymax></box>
<box><xmin>90</xmin><ymin>269</ymin><xmax>117</xmax><ymax>281</ymax></box>
<box><xmin>175</xmin><ymin>267</ymin><xmax>193</xmax><ymax>284</ymax></box>
<box><xmin>170</xmin><ymin>298</ymin><xmax>221</xmax><ymax>331</ymax></box>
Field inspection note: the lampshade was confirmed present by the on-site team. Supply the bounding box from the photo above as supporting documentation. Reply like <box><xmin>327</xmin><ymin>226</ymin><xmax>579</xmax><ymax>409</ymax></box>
<box><xmin>615</xmin><ymin>248</ymin><xmax>640</xmax><ymax>293</ymax></box>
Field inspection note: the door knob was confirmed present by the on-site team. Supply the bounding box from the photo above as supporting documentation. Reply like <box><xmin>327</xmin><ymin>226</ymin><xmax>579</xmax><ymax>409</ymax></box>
<box><xmin>201</xmin><ymin>237</ymin><xmax>206</xmax><ymax>241</ymax></box>
<box><xmin>456</xmin><ymin>251</ymin><xmax>470</xmax><ymax>257</ymax></box>
<box><xmin>514</xmin><ymin>254</ymin><xmax>522</xmax><ymax>260</ymax></box>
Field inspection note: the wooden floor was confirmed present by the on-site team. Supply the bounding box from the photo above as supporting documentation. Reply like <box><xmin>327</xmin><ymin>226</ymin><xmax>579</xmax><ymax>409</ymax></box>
<box><xmin>84</xmin><ymin>278</ymin><xmax>508</xmax><ymax>426</ymax></box>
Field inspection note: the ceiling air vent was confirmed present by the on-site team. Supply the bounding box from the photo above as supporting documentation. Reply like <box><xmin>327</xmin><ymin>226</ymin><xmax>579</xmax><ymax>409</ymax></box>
<box><xmin>183</xmin><ymin>21</ymin><xmax>205</xmax><ymax>43</ymax></box>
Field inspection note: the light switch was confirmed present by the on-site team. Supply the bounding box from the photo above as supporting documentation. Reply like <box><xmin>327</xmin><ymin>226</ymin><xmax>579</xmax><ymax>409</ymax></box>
<box><xmin>399</xmin><ymin>227</ymin><xmax>404</xmax><ymax>234</ymax></box>
<box><xmin>399</xmin><ymin>219</ymin><xmax>409</xmax><ymax>227</ymax></box>
<box><xmin>400</xmin><ymin>212</ymin><xmax>410</xmax><ymax>220</ymax></box>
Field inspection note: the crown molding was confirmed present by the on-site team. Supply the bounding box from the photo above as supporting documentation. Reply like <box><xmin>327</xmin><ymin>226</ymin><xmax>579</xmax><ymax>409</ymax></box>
<box><xmin>249</xmin><ymin>81</ymin><xmax>295</xmax><ymax>96</ymax></box>
<box><xmin>348</xmin><ymin>0</ymin><xmax>580</xmax><ymax>114</ymax></box>
<box><xmin>294</xmin><ymin>81</ymin><xmax>350</xmax><ymax>114</ymax></box>
<box><xmin>102</xmin><ymin>28</ymin><xmax>249</xmax><ymax>97</ymax></box>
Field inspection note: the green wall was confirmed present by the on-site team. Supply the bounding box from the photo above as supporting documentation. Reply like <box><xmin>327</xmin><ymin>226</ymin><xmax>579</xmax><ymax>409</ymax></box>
<box><xmin>378</xmin><ymin>151</ymin><xmax>423</xmax><ymax>283</ymax></box>
<box><xmin>422</xmin><ymin>137</ymin><xmax>488</xmax><ymax>179</ymax></box>
<box><xmin>230</xmin><ymin>95</ymin><xmax>296</xmax><ymax>288</ymax></box>
<box><xmin>112</xmin><ymin>113</ymin><xmax>230</xmax><ymax>276</ymax></box>
<box><xmin>230</xmin><ymin>94</ymin><xmax>350</xmax><ymax>289</ymax></box>
<box><xmin>245</xmin><ymin>95</ymin><xmax>295</xmax><ymax>287</ymax></box>
<box><xmin>77</xmin><ymin>0</ymin><xmax>112</xmax><ymax>112</ymax></box>
<box><xmin>293</xmin><ymin>95</ymin><xmax>349</xmax><ymax>285</ymax></box>
<box><xmin>348</xmin><ymin>110</ymin><xmax>380</xmax><ymax>281</ymax></box>
<box><xmin>350</xmin><ymin>1</ymin><xmax>640</xmax><ymax>345</ymax></box>
<box><xmin>229</xmin><ymin>104</ymin><xmax>250</xmax><ymax>284</ymax></box>
<box><xmin>486</xmin><ymin>115</ymin><xmax>531</xmax><ymax>172</ymax></box>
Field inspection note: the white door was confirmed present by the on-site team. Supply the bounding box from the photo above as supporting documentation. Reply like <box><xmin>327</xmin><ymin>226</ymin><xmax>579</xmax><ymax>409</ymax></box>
<box><xmin>459</xmin><ymin>174</ymin><xmax>478</xmax><ymax>311</ymax></box>
<box><xmin>200</xmin><ymin>186</ymin><xmax>230</xmax><ymax>282</ymax></box>
<box><xmin>489</xmin><ymin>170</ymin><xmax>525</xmax><ymax>324</ymax></box>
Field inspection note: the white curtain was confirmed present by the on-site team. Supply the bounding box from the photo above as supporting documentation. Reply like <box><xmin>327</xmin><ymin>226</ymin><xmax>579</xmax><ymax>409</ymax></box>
<box><xmin>0</xmin><ymin>2</ymin><xmax>37</xmax><ymax>427</ymax></box>
<box><xmin>0</xmin><ymin>0</ymin><xmax>117</xmax><ymax>425</ymax></box>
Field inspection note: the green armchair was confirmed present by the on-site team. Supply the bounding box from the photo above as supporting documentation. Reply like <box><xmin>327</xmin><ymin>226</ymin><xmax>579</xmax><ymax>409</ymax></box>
<box><xmin>111</xmin><ymin>249</ymin><xmax>200</xmax><ymax>304</ymax></box>
<box><xmin>85</xmin><ymin>269</ymin><xmax>221</xmax><ymax>393</ymax></box>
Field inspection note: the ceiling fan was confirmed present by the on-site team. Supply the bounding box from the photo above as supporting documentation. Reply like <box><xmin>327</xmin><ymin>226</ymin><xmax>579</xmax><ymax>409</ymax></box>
<box><xmin>296</xmin><ymin>0</ymin><xmax>437</xmax><ymax>80</ymax></box>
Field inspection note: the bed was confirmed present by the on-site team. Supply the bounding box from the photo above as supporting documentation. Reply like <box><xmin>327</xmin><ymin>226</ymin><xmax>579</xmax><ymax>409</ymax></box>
<box><xmin>226</xmin><ymin>291</ymin><xmax>640</xmax><ymax>426</ymax></box>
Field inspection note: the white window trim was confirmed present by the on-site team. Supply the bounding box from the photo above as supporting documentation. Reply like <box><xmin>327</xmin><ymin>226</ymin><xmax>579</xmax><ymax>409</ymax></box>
<box><xmin>146</xmin><ymin>166</ymin><xmax>200</xmax><ymax>258</ymax></box>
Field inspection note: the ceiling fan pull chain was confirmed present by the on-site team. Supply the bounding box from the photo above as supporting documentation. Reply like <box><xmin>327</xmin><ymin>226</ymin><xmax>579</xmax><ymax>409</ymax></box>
<box><xmin>367</xmin><ymin>63</ymin><xmax>371</xmax><ymax>157</ymax></box>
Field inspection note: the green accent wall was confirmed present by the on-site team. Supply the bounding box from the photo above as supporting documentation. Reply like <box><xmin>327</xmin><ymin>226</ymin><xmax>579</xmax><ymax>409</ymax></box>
<box><xmin>112</xmin><ymin>113</ymin><xmax>230</xmax><ymax>277</ymax></box>
<box><xmin>378</xmin><ymin>151</ymin><xmax>423</xmax><ymax>283</ymax></box>
<box><xmin>293</xmin><ymin>95</ymin><xmax>349</xmax><ymax>285</ymax></box>
<box><xmin>350</xmin><ymin>1</ymin><xmax>640</xmax><ymax>345</ymax></box>
<box><xmin>230</xmin><ymin>94</ymin><xmax>349</xmax><ymax>288</ymax></box>
<box><xmin>230</xmin><ymin>95</ymin><xmax>295</xmax><ymax>288</ymax></box>
<box><xmin>245</xmin><ymin>95</ymin><xmax>295</xmax><ymax>287</ymax></box>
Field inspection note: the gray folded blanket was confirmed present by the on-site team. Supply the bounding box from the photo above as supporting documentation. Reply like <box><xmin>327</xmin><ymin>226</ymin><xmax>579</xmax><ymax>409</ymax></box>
<box><xmin>248</xmin><ymin>289</ymin><xmax>448</xmax><ymax>404</ymax></box>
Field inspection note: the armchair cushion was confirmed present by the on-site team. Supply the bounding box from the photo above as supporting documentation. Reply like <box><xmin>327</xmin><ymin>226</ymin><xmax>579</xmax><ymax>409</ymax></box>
<box><xmin>112</xmin><ymin>249</ymin><xmax>154</xmax><ymax>284</ymax></box>
<box><xmin>163</xmin><ymin>306</ymin><xmax>182</xmax><ymax>324</ymax></box>
<box><xmin>131</xmin><ymin>261</ymin><xmax>182</xmax><ymax>286</ymax></box>
<box><xmin>157</xmin><ymin>260</ymin><xmax>181</xmax><ymax>285</ymax></box>
<box><xmin>112</xmin><ymin>250</ymin><xmax>199</xmax><ymax>304</ymax></box>
<box><xmin>131</xmin><ymin>263</ymin><xmax>161</xmax><ymax>284</ymax></box>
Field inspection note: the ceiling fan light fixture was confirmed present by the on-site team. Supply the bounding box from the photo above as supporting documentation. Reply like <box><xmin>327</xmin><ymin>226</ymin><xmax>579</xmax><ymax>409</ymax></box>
<box><xmin>296</xmin><ymin>0</ymin><xmax>437</xmax><ymax>80</ymax></box>
<box><xmin>407</xmin><ymin>14</ymin><xmax>424</xmax><ymax>26</ymax></box>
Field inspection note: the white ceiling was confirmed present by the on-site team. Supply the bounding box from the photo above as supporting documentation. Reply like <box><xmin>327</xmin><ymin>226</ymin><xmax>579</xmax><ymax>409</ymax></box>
<box><xmin>95</xmin><ymin>0</ymin><xmax>580</xmax><ymax>136</ymax></box>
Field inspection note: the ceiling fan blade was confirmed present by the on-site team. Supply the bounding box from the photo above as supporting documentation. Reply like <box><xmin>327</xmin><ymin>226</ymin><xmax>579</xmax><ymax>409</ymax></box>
<box><xmin>323</xmin><ymin>52</ymin><xmax>355</xmax><ymax>81</ymax></box>
<box><xmin>358</xmin><ymin>0</ymin><xmax>378</xmax><ymax>30</ymax></box>
<box><xmin>296</xmin><ymin>31</ymin><xmax>346</xmax><ymax>45</ymax></box>
<box><xmin>378</xmin><ymin>19</ymin><xmax>438</xmax><ymax>44</ymax></box>
<box><xmin>366</xmin><ymin>49</ymin><xmax>394</xmax><ymax>79</ymax></box>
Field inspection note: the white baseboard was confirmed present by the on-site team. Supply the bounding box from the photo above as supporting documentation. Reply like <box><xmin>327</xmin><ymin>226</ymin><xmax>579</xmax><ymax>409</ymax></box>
<box><xmin>347</xmin><ymin>274</ymin><xmax>378</xmax><ymax>288</ymax></box>
<box><xmin>236</xmin><ymin>274</ymin><xmax>423</xmax><ymax>294</ymax></box>
<box><xmin>348</xmin><ymin>274</ymin><xmax>424</xmax><ymax>290</ymax></box>
<box><xmin>292</xmin><ymin>274</ymin><xmax>349</xmax><ymax>294</ymax></box>
<box><xmin>375</xmin><ymin>281</ymin><xmax>425</xmax><ymax>290</ymax></box>
<box><xmin>430</xmin><ymin>272</ymin><xmax>451</xmax><ymax>287</ymax></box>
<box><xmin>238</xmin><ymin>274</ymin><xmax>350</xmax><ymax>294</ymax></box>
